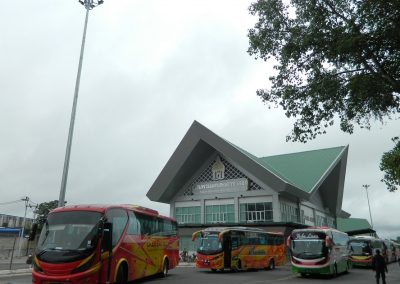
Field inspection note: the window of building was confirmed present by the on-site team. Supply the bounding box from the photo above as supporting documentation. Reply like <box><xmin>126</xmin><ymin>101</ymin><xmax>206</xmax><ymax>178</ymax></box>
<box><xmin>239</xmin><ymin>202</ymin><xmax>273</xmax><ymax>223</ymax></box>
<box><xmin>175</xmin><ymin>206</ymin><xmax>201</xmax><ymax>224</ymax></box>
<box><xmin>280</xmin><ymin>202</ymin><xmax>300</xmax><ymax>223</ymax></box>
<box><xmin>315</xmin><ymin>214</ymin><xmax>328</xmax><ymax>227</ymax></box>
<box><xmin>205</xmin><ymin>204</ymin><xmax>234</xmax><ymax>224</ymax></box>
<box><xmin>327</xmin><ymin>216</ymin><xmax>335</xmax><ymax>228</ymax></box>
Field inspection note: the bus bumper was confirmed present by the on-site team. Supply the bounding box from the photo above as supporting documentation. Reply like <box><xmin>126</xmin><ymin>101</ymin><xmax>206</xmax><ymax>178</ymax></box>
<box><xmin>292</xmin><ymin>264</ymin><xmax>332</xmax><ymax>275</ymax></box>
<box><xmin>32</xmin><ymin>269</ymin><xmax>99</xmax><ymax>284</ymax></box>
<box><xmin>350</xmin><ymin>257</ymin><xmax>372</xmax><ymax>267</ymax></box>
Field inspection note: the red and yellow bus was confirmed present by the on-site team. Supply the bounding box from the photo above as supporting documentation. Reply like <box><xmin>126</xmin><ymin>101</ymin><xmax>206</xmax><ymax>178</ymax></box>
<box><xmin>349</xmin><ymin>236</ymin><xmax>388</xmax><ymax>267</ymax></box>
<box><xmin>31</xmin><ymin>204</ymin><xmax>179</xmax><ymax>283</ymax></box>
<box><xmin>192</xmin><ymin>227</ymin><xmax>286</xmax><ymax>271</ymax></box>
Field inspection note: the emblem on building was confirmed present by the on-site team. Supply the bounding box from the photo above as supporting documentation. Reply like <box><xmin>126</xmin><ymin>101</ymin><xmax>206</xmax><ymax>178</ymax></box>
<box><xmin>212</xmin><ymin>156</ymin><xmax>225</xmax><ymax>180</ymax></box>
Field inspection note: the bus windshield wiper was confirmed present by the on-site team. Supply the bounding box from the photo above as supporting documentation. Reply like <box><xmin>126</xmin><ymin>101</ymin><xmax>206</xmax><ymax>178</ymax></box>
<box><xmin>36</xmin><ymin>248</ymin><xmax>56</xmax><ymax>257</ymax></box>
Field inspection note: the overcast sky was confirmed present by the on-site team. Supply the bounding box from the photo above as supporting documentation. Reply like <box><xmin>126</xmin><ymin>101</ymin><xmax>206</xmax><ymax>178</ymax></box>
<box><xmin>1</xmin><ymin>0</ymin><xmax>398</xmax><ymax>239</ymax></box>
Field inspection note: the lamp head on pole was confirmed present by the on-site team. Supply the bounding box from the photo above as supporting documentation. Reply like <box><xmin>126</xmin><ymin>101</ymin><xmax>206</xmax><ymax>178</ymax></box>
<box><xmin>79</xmin><ymin>0</ymin><xmax>104</xmax><ymax>10</ymax></box>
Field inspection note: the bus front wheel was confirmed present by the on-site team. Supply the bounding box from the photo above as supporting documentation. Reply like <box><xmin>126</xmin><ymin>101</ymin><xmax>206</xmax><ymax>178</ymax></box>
<box><xmin>237</xmin><ymin>260</ymin><xmax>242</xmax><ymax>270</ymax></box>
<box><xmin>332</xmin><ymin>264</ymin><xmax>338</xmax><ymax>277</ymax></box>
<box><xmin>161</xmin><ymin>259</ymin><xmax>169</xmax><ymax>277</ymax></box>
<box><xmin>267</xmin><ymin>259</ymin><xmax>275</xmax><ymax>270</ymax></box>
<box><xmin>116</xmin><ymin>265</ymin><xmax>127</xmax><ymax>284</ymax></box>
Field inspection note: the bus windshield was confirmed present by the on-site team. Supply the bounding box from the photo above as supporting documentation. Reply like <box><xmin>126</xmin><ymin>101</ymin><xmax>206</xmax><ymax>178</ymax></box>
<box><xmin>197</xmin><ymin>234</ymin><xmax>222</xmax><ymax>255</ymax></box>
<box><xmin>349</xmin><ymin>240</ymin><xmax>372</xmax><ymax>256</ymax></box>
<box><xmin>36</xmin><ymin>211</ymin><xmax>102</xmax><ymax>263</ymax></box>
<box><xmin>291</xmin><ymin>231</ymin><xmax>328</xmax><ymax>259</ymax></box>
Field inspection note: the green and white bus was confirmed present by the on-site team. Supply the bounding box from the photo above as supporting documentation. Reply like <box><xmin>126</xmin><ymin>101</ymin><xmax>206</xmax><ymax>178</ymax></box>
<box><xmin>288</xmin><ymin>227</ymin><xmax>351</xmax><ymax>277</ymax></box>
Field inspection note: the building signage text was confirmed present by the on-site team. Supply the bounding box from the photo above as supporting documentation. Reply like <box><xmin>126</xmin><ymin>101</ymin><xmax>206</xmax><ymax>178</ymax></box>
<box><xmin>193</xmin><ymin>178</ymin><xmax>248</xmax><ymax>195</ymax></box>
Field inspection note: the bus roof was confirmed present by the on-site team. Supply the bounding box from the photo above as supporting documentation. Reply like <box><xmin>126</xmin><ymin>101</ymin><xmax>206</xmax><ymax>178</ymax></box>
<box><xmin>292</xmin><ymin>227</ymin><xmax>347</xmax><ymax>234</ymax></box>
<box><xmin>201</xmin><ymin>226</ymin><xmax>283</xmax><ymax>235</ymax></box>
<box><xmin>350</xmin><ymin>235</ymin><xmax>380</xmax><ymax>241</ymax></box>
<box><xmin>50</xmin><ymin>204</ymin><xmax>176</xmax><ymax>222</ymax></box>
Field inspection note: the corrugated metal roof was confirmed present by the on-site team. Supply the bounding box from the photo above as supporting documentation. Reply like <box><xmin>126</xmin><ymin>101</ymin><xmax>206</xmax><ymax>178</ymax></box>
<box><xmin>337</xmin><ymin>217</ymin><xmax>372</xmax><ymax>233</ymax></box>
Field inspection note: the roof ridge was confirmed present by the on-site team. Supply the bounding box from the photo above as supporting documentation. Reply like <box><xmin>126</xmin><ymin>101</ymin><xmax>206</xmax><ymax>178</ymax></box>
<box><xmin>260</xmin><ymin>145</ymin><xmax>346</xmax><ymax>159</ymax></box>
<box><xmin>223</xmin><ymin>139</ymin><xmax>298</xmax><ymax>187</ymax></box>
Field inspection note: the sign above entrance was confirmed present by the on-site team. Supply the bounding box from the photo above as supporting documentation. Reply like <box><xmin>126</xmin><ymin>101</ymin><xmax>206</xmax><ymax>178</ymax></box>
<box><xmin>193</xmin><ymin>178</ymin><xmax>249</xmax><ymax>195</ymax></box>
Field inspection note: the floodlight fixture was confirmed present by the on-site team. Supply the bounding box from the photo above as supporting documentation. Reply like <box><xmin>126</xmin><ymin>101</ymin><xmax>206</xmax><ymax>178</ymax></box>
<box><xmin>79</xmin><ymin>0</ymin><xmax>104</xmax><ymax>10</ymax></box>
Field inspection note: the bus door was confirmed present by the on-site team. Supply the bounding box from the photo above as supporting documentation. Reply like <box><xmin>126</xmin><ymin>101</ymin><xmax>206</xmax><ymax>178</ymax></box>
<box><xmin>223</xmin><ymin>235</ymin><xmax>232</xmax><ymax>268</ymax></box>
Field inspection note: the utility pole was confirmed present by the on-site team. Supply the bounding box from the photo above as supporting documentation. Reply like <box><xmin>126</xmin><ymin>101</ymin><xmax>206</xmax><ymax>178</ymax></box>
<box><xmin>362</xmin><ymin>184</ymin><xmax>374</xmax><ymax>230</ymax></box>
<box><xmin>18</xmin><ymin>196</ymin><xmax>29</xmax><ymax>256</ymax></box>
<box><xmin>58</xmin><ymin>0</ymin><xmax>105</xmax><ymax>207</ymax></box>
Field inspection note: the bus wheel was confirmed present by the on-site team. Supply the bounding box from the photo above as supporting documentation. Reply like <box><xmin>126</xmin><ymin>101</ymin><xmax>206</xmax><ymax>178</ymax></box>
<box><xmin>345</xmin><ymin>261</ymin><xmax>350</xmax><ymax>273</ymax></box>
<box><xmin>161</xmin><ymin>259</ymin><xmax>169</xmax><ymax>277</ymax></box>
<box><xmin>116</xmin><ymin>265</ymin><xmax>127</xmax><ymax>284</ymax></box>
<box><xmin>333</xmin><ymin>264</ymin><xmax>338</xmax><ymax>277</ymax></box>
<box><xmin>211</xmin><ymin>268</ymin><xmax>217</xmax><ymax>272</ymax></box>
<box><xmin>237</xmin><ymin>260</ymin><xmax>242</xmax><ymax>271</ymax></box>
<box><xmin>267</xmin><ymin>259</ymin><xmax>275</xmax><ymax>270</ymax></box>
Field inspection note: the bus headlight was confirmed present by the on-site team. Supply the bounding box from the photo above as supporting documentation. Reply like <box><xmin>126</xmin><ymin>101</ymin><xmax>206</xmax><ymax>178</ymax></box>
<box><xmin>32</xmin><ymin>259</ymin><xmax>43</xmax><ymax>273</ymax></box>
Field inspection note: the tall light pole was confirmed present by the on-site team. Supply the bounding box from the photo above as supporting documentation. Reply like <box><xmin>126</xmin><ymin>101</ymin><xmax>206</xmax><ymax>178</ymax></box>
<box><xmin>58</xmin><ymin>0</ymin><xmax>104</xmax><ymax>207</ymax></box>
<box><xmin>362</xmin><ymin>184</ymin><xmax>374</xmax><ymax>229</ymax></box>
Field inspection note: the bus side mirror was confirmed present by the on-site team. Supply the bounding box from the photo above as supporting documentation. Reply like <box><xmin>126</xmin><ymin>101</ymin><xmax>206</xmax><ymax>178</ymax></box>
<box><xmin>28</xmin><ymin>223</ymin><xmax>38</xmax><ymax>241</ymax></box>
<box><xmin>325</xmin><ymin>236</ymin><xmax>332</xmax><ymax>248</ymax></box>
<box><xmin>102</xmin><ymin>222</ymin><xmax>113</xmax><ymax>252</ymax></box>
<box><xmin>286</xmin><ymin>236</ymin><xmax>291</xmax><ymax>247</ymax></box>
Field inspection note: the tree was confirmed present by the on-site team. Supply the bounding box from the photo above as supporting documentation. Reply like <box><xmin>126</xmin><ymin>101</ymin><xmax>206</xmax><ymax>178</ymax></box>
<box><xmin>248</xmin><ymin>0</ymin><xmax>400</xmax><ymax>191</ymax></box>
<box><xmin>34</xmin><ymin>200</ymin><xmax>58</xmax><ymax>225</ymax></box>
<box><xmin>380</xmin><ymin>137</ymin><xmax>400</xmax><ymax>192</ymax></box>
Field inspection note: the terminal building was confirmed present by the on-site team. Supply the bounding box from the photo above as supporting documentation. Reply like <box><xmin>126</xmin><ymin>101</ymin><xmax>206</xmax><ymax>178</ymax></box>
<box><xmin>147</xmin><ymin>121</ymin><xmax>351</xmax><ymax>252</ymax></box>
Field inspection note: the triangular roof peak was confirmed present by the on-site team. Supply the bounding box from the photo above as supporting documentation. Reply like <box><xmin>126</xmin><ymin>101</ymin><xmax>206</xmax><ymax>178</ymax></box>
<box><xmin>147</xmin><ymin>121</ymin><xmax>348</xmax><ymax>215</ymax></box>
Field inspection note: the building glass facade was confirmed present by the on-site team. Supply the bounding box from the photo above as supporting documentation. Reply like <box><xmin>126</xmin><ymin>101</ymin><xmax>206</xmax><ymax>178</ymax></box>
<box><xmin>205</xmin><ymin>204</ymin><xmax>235</xmax><ymax>224</ymax></box>
<box><xmin>280</xmin><ymin>202</ymin><xmax>300</xmax><ymax>223</ymax></box>
<box><xmin>175</xmin><ymin>206</ymin><xmax>201</xmax><ymax>224</ymax></box>
<box><xmin>239</xmin><ymin>202</ymin><xmax>273</xmax><ymax>223</ymax></box>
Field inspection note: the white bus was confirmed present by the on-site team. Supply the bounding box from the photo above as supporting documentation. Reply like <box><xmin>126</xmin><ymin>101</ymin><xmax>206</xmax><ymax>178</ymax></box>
<box><xmin>288</xmin><ymin>227</ymin><xmax>351</xmax><ymax>277</ymax></box>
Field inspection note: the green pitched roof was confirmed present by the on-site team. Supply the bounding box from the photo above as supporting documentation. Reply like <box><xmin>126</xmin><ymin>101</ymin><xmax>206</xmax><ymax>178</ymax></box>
<box><xmin>227</xmin><ymin>144</ymin><xmax>346</xmax><ymax>193</ymax></box>
<box><xmin>337</xmin><ymin>217</ymin><xmax>372</xmax><ymax>233</ymax></box>
<box><xmin>256</xmin><ymin>147</ymin><xmax>346</xmax><ymax>193</ymax></box>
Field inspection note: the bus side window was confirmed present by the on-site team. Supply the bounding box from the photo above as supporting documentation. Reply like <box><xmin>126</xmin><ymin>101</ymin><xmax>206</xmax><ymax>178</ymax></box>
<box><xmin>276</xmin><ymin>235</ymin><xmax>284</xmax><ymax>246</ymax></box>
<box><xmin>106</xmin><ymin>208</ymin><xmax>128</xmax><ymax>247</ymax></box>
<box><xmin>161</xmin><ymin>219</ymin><xmax>177</xmax><ymax>237</ymax></box>
<box><xmin>127</xmin><ymin>211</ymin><xmax>141</xmax><ymax>235</ymax></box>
<box><xmin>266</xmin><ymin>234</ymin><xmax>273</xmax><ymax>246</ymax></box>
<box><xmin>259</xmin><ymin>234</ymin><xmax>266</xmax><ymax>245</ymax></box>
<box><xmin>232</xmin><ymin>237</ymin><xmax>239</xmax><ymax>249</ymax></box>
<box><xmin>241</xmin><ymin>233</ymin><xmax>249</xmax><ymax>245</ymax></box>
<box><xmin>137</xmin><ymin>214</ymin><xmax>148</xmax><ymax>235</ymax></box>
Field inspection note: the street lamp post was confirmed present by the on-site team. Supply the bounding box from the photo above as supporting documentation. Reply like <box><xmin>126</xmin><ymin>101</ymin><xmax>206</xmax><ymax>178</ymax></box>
<box><xmin>362</xmin><ymin>184</ymin><xmax>374</xmax><ymax>229</ymax></box>
<box><xmin>58</xmin><ymin>0</ymin><xmax>104</xmax><ymax>208</ymax></box>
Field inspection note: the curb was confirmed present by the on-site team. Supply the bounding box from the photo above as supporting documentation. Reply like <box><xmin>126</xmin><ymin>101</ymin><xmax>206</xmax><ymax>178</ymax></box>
<box><xmin>177</xmin><ymin>262</ymin><xmax>195</xmax><ymax>267</ymax></box>
<box><xmin>0</xmin><ymin>268</ymin><xmax>32</xmax><ymax>278</ymax></box>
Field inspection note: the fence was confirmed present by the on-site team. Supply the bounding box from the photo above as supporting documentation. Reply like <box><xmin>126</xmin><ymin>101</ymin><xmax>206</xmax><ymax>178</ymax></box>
<box><xmin>0</xmin><ymin>235</ymin><xmax>34</xmax><ymax>270</ymax></box>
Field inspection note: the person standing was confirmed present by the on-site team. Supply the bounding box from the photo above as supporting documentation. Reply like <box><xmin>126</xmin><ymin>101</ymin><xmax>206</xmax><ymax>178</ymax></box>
<box><xmin>372</xmin><ymin>249</ymin><xmax>388</xmax><ymax>284</ymax></box>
